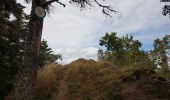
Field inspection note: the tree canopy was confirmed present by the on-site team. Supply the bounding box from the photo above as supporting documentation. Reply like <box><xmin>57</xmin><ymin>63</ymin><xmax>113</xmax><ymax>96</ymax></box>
<box><xmin>98</xmin><ymin>32</ymin><xmax>154</xmax><ymax>67</ymax></box>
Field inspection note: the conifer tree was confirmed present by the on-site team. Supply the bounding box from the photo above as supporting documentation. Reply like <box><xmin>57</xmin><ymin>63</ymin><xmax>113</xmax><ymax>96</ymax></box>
<box><xmin>39</xmin><ymin>39</ymin><xmax>62</xmax><ymax>67</ymax></box>
<box><xmin>0</xmin><ymin>0</ymin><xmax>25</xmax><ymax>99</ymax></box>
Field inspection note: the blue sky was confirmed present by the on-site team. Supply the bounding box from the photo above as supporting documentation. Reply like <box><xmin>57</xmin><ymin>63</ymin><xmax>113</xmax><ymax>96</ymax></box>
<box><xmin>20</xmin><ymin>0</ymin><xmax>170</xmax><ymax>64</ymax></box>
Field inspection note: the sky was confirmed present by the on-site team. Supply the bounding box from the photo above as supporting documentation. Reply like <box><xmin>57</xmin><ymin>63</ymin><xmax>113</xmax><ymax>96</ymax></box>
<box><xmin>19</xmin><ymin>0</ymin><xmax>170</xmax><ymax>64</ymax></box>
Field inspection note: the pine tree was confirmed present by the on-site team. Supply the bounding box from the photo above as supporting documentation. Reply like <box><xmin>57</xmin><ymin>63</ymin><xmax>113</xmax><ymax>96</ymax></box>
<box><xmin>0</xmin><ymin>0</ymin><xmax>25</xmax><ymax>99</ymax></box>
<box><xmin>39</xmin><ymin>39</ymin><xmax>62</xmax><ymax>67</ymax></box>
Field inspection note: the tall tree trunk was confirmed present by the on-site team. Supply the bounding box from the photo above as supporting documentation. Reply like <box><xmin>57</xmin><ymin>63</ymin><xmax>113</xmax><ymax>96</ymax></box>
<box><xmin>17</xmin><ymin>0</ymin><xmax>44</xmax><ymax>100</ymax></box>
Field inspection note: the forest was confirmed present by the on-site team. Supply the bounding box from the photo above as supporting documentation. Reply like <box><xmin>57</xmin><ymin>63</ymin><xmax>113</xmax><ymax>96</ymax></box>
<box><xmin>0</xmin><ymin>0</ymin><xmax>170</xmax><ymax>100</ymax></box>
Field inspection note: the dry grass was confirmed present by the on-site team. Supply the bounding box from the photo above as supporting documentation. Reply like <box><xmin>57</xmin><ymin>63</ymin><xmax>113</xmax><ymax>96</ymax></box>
<box><xmin>35</xmin><ymin>59</ymin><xmax>170</xmax><ymax>100</ymax></box>
<box><xmin>6</xmin><ymin>59</ymin><xmax>170</xmax><ymax>100</ymax></box>
<box><xmin>36</xmin><ymin>63</ymin><xmax>62</xmax><ymax>100</ymax></box>
<box><xmin>37</xmin><ymin>64</ymin><xmax>59</xmax><ymax>90</ymax></box>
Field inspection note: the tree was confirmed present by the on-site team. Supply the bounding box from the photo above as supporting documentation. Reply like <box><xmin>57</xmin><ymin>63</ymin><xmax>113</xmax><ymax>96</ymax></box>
<box><xmin>99</xmin><ymin>32</ymin><xmax>124</xmax><ymax>65</ymax></box>
<box><xmin>98</xmin><ymin>32</ymin><xmax>151</xmax><ymax>66</ymax></box>
<box><xmin>39</xmin><ymin>39</ymin><xmax>62</xmax><ymax>67</ymax></box>
<box><xmin>161</xmin><ymin>0</ymin><xmax>170</xmax><ymax>18</ymax></box>
<box><xmin>18</xmin><ymin>0</ymin><xmax>117</xmax><ymax>100</ymax></box>
<box><xmin>0</xmin><ymin>0</ymin><xmax>26</xmax><ymax>99</ymax></box>
<box><xmin>150</xmin><ymin>35</ymin><xmax>170</xmax><ymax>72</ymax></box>
<box><xmin>0</xmin><ymin>35</ymin><xmax>22</xmax><ymax>100</ymax></box>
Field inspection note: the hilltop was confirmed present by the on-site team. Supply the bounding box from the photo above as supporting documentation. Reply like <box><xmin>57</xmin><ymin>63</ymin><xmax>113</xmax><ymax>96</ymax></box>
<box><xmin>35</xmin><ymin>59</ymin><xmax>170</xmax><ymax>100</ymax></box>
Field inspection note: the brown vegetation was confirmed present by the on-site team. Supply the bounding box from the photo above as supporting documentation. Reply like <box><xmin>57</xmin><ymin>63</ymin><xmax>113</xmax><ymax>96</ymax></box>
<box><xmin>35</xmin><ymin>59</ymin><xmax>170</xmax><ymax>100</ymax></box>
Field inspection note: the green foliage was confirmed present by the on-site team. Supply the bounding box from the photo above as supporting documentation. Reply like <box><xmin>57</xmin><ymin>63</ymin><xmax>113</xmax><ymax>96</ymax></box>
<box><xmin>150</xmin><ymin>35</ymin><xmax>170</xmax><ymax>76</ymax></box>
<box><xmin>0</xmin><ymin>0</ymin><xmax>26</xmax><ymax>99</ymax></box>
<box><xmin>98</xmin><ymin>32</ymin><xmax>153</xmax><ymax>67</ymax></box>
<box><xmin>0</xmin><ymin>35</ymin><xmax>22</xmax><ymax>100</ymax></box>
<box><xmin>39</xmin><ymin>39</ymin><xmax>62</xmax><ymax>67</ymax></box>
<box><xmin>99</xmin><ymin>32</ymin><xmax>122</xmax><ymax>51</ymax></box>
<box><xmin>98</xmin><ymin>32</ymin><xmax>170</xmax><ymax>78</ymax></box>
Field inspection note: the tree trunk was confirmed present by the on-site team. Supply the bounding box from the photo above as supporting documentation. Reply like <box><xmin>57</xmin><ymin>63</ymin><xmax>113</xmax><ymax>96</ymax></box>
<box><xmin>17</xmin><ymin>0</ymin><xmax>44</xmax><ymax>100</ymax></box>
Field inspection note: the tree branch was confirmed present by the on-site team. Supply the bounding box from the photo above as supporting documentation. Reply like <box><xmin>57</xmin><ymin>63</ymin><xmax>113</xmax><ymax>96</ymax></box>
<box><xmin>94</xmin><ymin>0</ymin><xmax>118</xmax><ymax>17</ymax></box>
<box><xmin>41</xmin><ymin>0</ymin><xmax>66</xmax><ymax>8</ymax></box>
<box><xmin>69</xmin><ymin>0</ymin><xmax>119</xmax><ymax>17</ymax></box>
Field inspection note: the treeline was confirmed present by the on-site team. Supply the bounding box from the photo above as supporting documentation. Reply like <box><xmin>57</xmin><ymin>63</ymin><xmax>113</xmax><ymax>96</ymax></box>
<box><xmin>0</xmin><ymin>1</ymin><xmax>61</xmax><ymax>99</ymax></box>
<box><xmin>98</xmin><ymin>32</ymin><xmax>170</xmax><ymax>77</ymax></box>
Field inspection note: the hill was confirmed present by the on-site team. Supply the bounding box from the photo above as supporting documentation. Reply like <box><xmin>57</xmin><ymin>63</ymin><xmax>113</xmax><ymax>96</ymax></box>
<box><xmin>36</xmin><ymin>59</ymin><xmax>170</xmax><ymax>100</ymax></box>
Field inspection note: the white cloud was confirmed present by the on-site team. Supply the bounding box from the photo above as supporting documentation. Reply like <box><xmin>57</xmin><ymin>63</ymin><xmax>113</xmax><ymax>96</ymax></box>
<box><xmin>19</xmin><ymin>0</ymin><xmax>170</xmax><ymax>64</ymax></box>
<box><xmin>55</xmin><ymin>47</ymin><xmax>98</xmax><ymax>64</ymax></box>
<box><xmin>42</xmin><ymin>5</ymin><xmax>105</xmax><ymax>49</ymax></box>
<box><xmin>107</xmin><ymin>0</ymin><xmax>170</xmax><ymax>34</ymax></box>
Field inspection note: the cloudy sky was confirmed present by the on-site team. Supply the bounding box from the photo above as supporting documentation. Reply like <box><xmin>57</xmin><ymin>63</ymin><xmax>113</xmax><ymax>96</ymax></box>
<box><xmin>20</xmin><ymin>0</ymin><xmax>170</xmax><ymax>64</ymax></box>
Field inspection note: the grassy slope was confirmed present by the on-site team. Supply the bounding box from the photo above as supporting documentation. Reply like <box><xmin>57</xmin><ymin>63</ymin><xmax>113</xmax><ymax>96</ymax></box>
<box><xmin>36</xmin><ymin>59</ymin><xmax>170</xmax><ymax>100</ymax></box>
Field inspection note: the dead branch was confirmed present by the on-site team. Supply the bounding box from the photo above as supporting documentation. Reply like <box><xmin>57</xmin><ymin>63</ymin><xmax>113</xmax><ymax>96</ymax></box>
<box><xmin>69</xmin><ymin>0</ymin><xmax>119</xmax><ymax>17</ymax></box>
<box><xmin>94</xmin><ymin>0</ymin><xmax>117</xmax><ymax>17</ymax></box>
<box><xmin>42</xmin><ymin>0</ymin><xmax>66</xmax><ymax>8</ymax></box>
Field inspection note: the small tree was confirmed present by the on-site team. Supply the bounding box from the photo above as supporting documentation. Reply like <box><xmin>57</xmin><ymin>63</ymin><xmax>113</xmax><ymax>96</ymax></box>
<box><xmin>150</xmin><ymin>35</ymin><xmax>170</xmax><ymax>72</ymax></box>
<box><xmin>39</xmin><ymin>39</ymin><xmax>62</xmax><ymax>67</ymax></box>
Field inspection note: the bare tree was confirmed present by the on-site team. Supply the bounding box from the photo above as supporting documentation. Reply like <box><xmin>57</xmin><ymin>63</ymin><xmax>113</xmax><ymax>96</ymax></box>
<box><xmin>18</xmin><ymin>0</ymin><xmax>117</xmax><ymax>100</ymax></box>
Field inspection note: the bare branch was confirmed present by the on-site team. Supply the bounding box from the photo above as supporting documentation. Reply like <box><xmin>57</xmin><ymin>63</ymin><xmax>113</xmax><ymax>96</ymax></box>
<box><xmin>41</xmin><ymin>0</ymin><xmax>66</xmax><ymax>8</ymax></box>
<box><xmin>94</xmin><ymin>0</ymin><xmax>118</xmax><ymax>17</ymax></box>
<box><xmin>57</xmin><ymin>1</ymin><xmax>66</xmax><ymax>7</ymax></box>
<box><xmin>69</xmin><ymin>0</ymin><xmax>119</xmax><ymax>17</ymax></box>
<box><xmin>69</xmin><ymin>0</ymin><xmax>92</xmax><ymax>8</ymax></box>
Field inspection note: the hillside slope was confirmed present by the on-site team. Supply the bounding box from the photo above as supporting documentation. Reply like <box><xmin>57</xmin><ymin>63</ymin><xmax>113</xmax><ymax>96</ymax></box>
<box><xmin>36</xmin><ymin>59</ymin><xmax>170</xmax><ymax>100</ymax></box>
